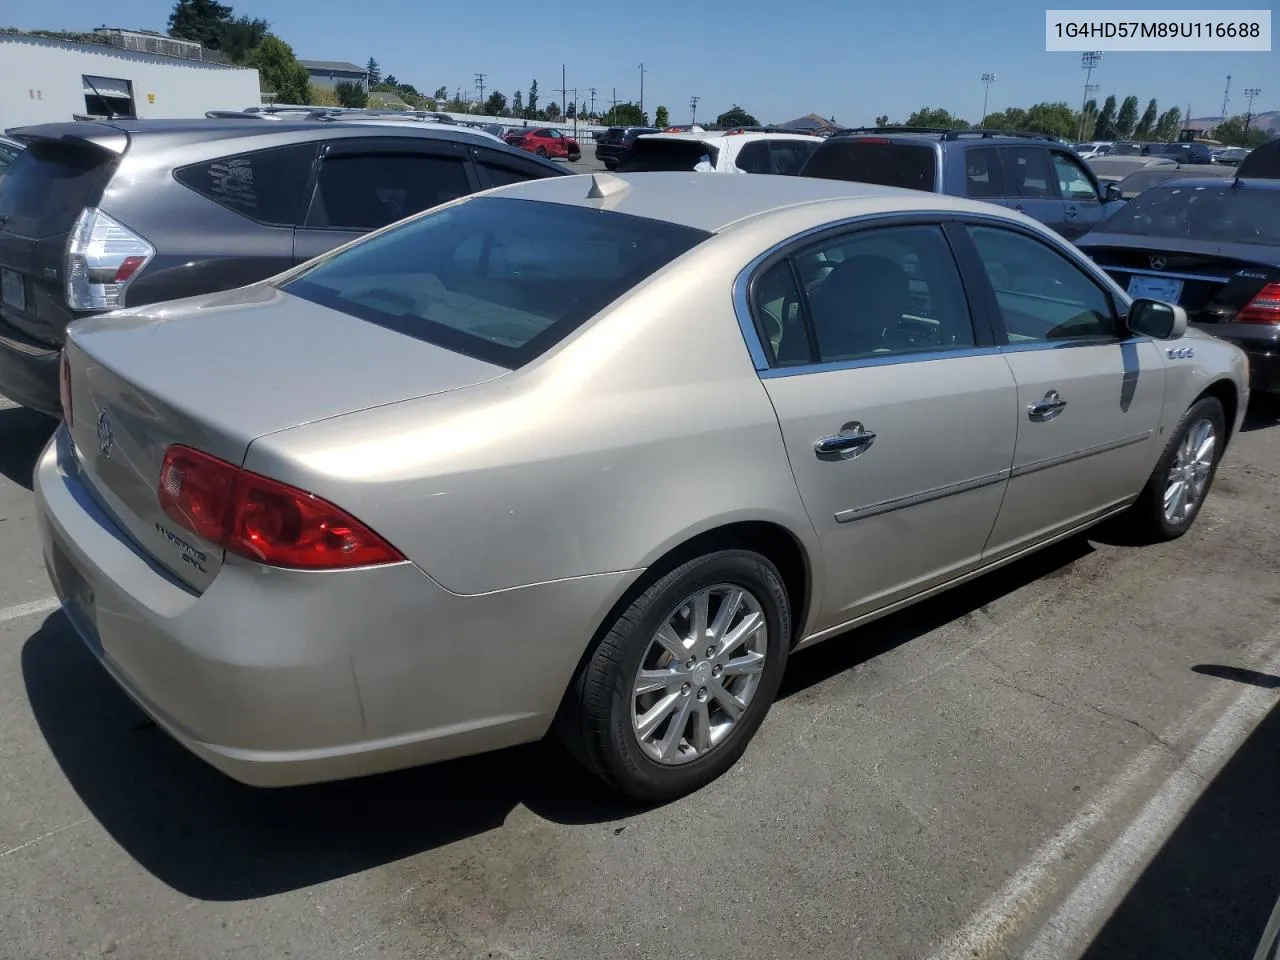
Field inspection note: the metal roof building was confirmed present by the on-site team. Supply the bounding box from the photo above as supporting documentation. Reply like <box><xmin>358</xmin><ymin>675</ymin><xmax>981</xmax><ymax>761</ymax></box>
<box><xmin>299</xmin><ymin>60</ymin><xmax>369</xmax><ymax>92</ymax></box>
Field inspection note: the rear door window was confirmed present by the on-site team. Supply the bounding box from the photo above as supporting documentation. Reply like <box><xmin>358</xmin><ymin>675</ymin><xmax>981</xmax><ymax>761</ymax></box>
<box><xmin>473</xmin><ymin>149</ymin><xmax>563</xmax><ymax>188</ymax></box>
<box><xmin>801</xmin><ymin>140</ymin><xmax>937</xmax><ymax>192</ymax></box>
<box><xmin>174</xmin><ymin>142</ymin><xmax>318</xmax><ymax>227</ymax></box>
<box><xmin>305</xmin><ymin>153</ymin><xmax>472</xmax><ymax>231</ymax></box>
<box><xmin>282</xmin><ymin>196</ymin><xmax>710</xmax><ymax>368</ymax></box>
<box><xmin>0</xmin><ymin>141</ymin><xmax>117</xmax><ymax>238</ymax></box>
<box><xmin>999</xmin><ymin>146</ymin><xmax>1056</xmax><ymax>198</ymax></box>
<box><xmin>964</xmin><ymin>147</ymin><xmax>1006</xmax><ymax>199</ymax></box>
<box><xmin>734</xmin><ymin>141</ymin><xmax>772</xmax><ymax>173</ymax></box>
<box><xmin>1050</xmin><ymin>150</ymin><xmax>1100</xmax><ymax>201</ymax></box>
<box><xmin>768</xmin><ymin>139</ymin><xmax>818</xmax><ymax>175</ymax></box>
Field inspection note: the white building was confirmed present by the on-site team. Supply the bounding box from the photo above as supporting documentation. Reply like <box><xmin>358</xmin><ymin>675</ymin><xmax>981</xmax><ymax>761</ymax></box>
<box><xmin>0</xmin><ymin>31</ymin><xmax>262</xmax><ymax>129</ymax></box>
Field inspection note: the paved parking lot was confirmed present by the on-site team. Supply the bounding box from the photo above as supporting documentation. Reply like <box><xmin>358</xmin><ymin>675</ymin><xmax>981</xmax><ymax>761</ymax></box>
<box><xmin>3</xmin><ymin>388</ymin><xmax>1280</xmax><ymax>960</ymax></box>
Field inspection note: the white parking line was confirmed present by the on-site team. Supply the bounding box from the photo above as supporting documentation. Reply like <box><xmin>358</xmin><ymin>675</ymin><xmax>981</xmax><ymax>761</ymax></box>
<box><xmin>929</xmin><ymin>626</ymin><xmax>1280</xmax><ymax>960</ymax></box>
<box><xmin>0</xmin><ymin>597</ymin><xmax>61</xmax><ymax>625</ymax></box>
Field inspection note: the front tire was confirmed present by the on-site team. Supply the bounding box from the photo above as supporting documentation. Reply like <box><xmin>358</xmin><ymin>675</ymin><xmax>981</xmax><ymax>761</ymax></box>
<box><xmin>558</xmin><ymin>550</ymin><xmax>790</xmax><ymax>801</ymax></box>
<box><xmin>1123</xmin><ymin>396</ymin><xmax>1225</xmax><ymax>542</ymax></box>
<box><xmin>535</xmin><ymin>146</ymin><xmax>548</xmax><ymax>157</ymax></box>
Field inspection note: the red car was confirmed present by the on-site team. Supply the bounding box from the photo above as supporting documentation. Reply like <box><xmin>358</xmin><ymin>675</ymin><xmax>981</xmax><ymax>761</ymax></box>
<box><xmin>503</xmin><ymin>126</ymin><xmax>580</xmax><ymax>162</ymax></box>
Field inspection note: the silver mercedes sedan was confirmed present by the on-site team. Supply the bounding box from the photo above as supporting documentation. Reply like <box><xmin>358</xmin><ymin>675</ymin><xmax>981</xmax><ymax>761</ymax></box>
<box><xmin>36</xmin><ymin>172</ymin><xmax>1249</xmax><ymax>800</ymax></box>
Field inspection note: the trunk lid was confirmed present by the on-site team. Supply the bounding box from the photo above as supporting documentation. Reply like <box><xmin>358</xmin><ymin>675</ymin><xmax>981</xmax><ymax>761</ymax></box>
<box><xmin>62</xmin><ymin>282</ymin><xmax>507</xmax><ymax>590</ymax></box>
<box><xmin>1081</xmin><ymin>237</ymin><xmax>1280</xmax><ymax>321</ymax></box>
<box><xmin>0</xmin><ymin>126</ymin><xmax>125</xmax><ymax>345</ymax></box>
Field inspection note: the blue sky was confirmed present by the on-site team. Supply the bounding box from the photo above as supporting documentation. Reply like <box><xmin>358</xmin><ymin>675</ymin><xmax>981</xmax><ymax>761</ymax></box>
<box><xmin>9</xmin><ymin>0</ymin><xmax>1277</xmax><ymax>125</ymax></box>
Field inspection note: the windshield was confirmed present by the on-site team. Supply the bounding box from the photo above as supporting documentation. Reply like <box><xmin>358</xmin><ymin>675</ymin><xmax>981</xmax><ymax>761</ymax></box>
<box><xmin>281</xmin><ymin>197</ymin><xmax>710</xmax><ymax>368</ymax></box>
<box><xmin>801</xmin><ymin>141</ymin><xmax>937</xmax><ymax>192</ymax></box>
<box><xmin>1096</xmin><ymin>182</ymin><xmax>1280</xmax><ymax>245</ymax></box>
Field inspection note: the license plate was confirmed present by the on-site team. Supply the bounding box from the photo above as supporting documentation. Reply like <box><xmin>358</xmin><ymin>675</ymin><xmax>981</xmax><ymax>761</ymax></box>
<box><xmin>1127</xmin><ymin>274</ymin><xmax>1184</xmax><ymax>304</ymax></box>
<box><xmin>0</xmin><ymin>267</ymin><xmax>25</xmax><ymax>312</ymax></box>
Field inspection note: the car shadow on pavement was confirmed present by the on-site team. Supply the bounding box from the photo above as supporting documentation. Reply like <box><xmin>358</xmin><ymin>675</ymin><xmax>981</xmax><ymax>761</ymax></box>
<box><xmin>0</xmin><ymin>406</ymin><xmax>56</xmax><ymax>490</ymax></box>
<box><xmin>1079</xmin><ymin>697</ymin><xmax>1280</xmax><ymax>960</ymax></box>
<box><xmin>1242</xmin><ymin>394</ymin><xmax>1280</xmax><ymax>433</ymax></box>
<box><xmin>21</xmin><ymin>537</ymin><xmax>1095</xmax><ymax>902</ymax></box>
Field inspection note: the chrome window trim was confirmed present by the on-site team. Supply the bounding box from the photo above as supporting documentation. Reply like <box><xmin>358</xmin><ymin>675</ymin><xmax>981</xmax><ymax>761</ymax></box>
<box><xmin>1095</xmin><ymin>265</ymin><xmax>1232</xmax><ymax>285</ymax></box>
<box><xmin>732</xmin><ymin>209</ymin><xmax>1138</xmax><ymax>377</ymax></box>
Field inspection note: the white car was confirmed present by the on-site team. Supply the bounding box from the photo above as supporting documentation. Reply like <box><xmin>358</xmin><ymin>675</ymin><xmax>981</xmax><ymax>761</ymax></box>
<box><xmin>618</xmin><ymin>130</ymin><xmax>823</xmax><ymax>176</ymax></box>
<box><xmin>1073</xmin><ymin>141</ymin><xmax>1114</xmax><ymax>159</ymax></box>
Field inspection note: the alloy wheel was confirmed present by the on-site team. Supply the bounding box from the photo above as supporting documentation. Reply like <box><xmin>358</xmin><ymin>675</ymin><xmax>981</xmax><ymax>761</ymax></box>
<box><xmin>1164</xmin><ymin>417</ymin><xmax>1216</xmax><ymax>524</ymax></box>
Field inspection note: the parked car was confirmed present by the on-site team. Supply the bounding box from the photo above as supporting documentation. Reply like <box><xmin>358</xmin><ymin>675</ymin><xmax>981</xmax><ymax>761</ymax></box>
<box><xmin>593</xmin><ymin>126</ymin><xmax>660</xmax><ymax>169</ymax></box>
<box><xmin>1077</xmin><ymin>177</ymin><xmax>1280</xmax><ymax>393</ymax></box>
<box><xmin>1073</xmin><ymin>141</ymin><xmax>1113</xmax><ymax>159</ymax></box>
<box><xmin>0</xmin><ymin>118</ymin><xmax>567</xmax><ymax>418</ymax></box>
<box><xmin>616</xmin><ymin>130</ymin><xmax>822</xmax><ymax>175</ymax></box>
<box><xmin>38</xmin><ymin>172</ymin><xmax>1246</xmax><ymax>801</ymax></box>
<box><xmin>502</xmin><ymin>126</ymin><xmax>580</xmax><ymax>161</ymax></box>
<box><xmin>800</xmin><ymin>127</ymin><xmax>1124</xmax><ymax>240</ymax></box>
<box><xmin>1238</xmin><ymin>139</ymin><xmax>1280</xmax><ymax>179</ymax></box>
<box><xmin>1143</xmin><ymin>141</ymin><xmax>1216</xmax><ymax>164</ymax></box>
<box><xmin>1212</xmin><ymin>146</ymin><xmax>1251</xmax><ymax>166</ymax></box>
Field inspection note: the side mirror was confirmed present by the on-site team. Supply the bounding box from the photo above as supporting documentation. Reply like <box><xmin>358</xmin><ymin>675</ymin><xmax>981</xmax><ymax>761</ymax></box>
<box><xmin>1127</xmin><ymin>298</ymin><xmax>1188</xmax><ymax>340</ymax></box>
<box><xmin>1104</xmin><ymin>182</ymin><xmax>1123</xmax><ymax>202</ymax></box>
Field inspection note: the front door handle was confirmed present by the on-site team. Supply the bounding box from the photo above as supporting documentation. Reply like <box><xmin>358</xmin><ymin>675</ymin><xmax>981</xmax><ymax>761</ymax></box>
<box><xmin>1065</xmin><ymin>205</ymin><xmax>1079</xmax><ymax>218</ymax></box>
<box><xmin>1028</xmin><ymin>390</ymin><xmax>1067</xmax><ymax>422</ymax></box>
<box><xmin>815</xmin><ymin>422</ymin><xmax>876</xmax><ymax>461</ymax></box>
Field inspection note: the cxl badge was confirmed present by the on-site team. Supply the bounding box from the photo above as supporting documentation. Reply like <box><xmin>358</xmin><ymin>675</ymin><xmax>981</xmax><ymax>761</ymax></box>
<box><xmin>96</xmin><ymin>408</ymin><xmax>114</xmax><ymax>461</ymax></box>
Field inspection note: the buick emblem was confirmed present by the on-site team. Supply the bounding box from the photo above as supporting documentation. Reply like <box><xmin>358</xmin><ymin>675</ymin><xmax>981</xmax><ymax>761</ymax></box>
<box><xmin>1149</xmin><ymin>256</ymin><xmax>1167</xmax><ymax>271</ymax></box>
<box><xmin>96</xmin><ymin>408</ymin><xmax>114</xmax><ymax>461</ymax></box>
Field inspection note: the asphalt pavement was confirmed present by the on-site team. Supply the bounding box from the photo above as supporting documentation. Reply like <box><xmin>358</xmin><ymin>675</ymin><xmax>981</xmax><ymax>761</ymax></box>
<box><xmin>3</xmin><ymin>387</ymin><xmax>1280</xmax><ymax>960</ymax></box>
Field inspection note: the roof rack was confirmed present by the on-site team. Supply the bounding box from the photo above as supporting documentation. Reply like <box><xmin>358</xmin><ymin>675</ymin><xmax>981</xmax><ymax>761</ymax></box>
<box><xmin>832</xmin><ymin>126</ymin><xmax>1060</xmax><ymax>142</ymax></box>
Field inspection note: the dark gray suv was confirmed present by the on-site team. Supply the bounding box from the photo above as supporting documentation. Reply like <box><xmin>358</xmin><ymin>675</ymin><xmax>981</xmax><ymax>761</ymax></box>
<box><xmin>0</xmin><ymin>118</ymin><xmax>567</xmax><ymax>417</ymax></box>
<box><xmin>801</xmin><ymin>127</ymin><xmax>1125</xmax><ymax>241</ymax></box>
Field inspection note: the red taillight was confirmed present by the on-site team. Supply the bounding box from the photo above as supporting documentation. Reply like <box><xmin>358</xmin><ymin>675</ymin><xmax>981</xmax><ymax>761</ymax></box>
<box><xmin>58</xmin><ymin>350</ymin><xmax>73</xmax><ymax>426</ymax></box>
<box><xmin>158</xmin><ymin>445</ymin><xmax>404</xmax><ymax>570</ymax></box>
<box><xmin>114</xmin><ymin>255</ymin><xmax>147</xmax><ymax>283</ymax></box>
<box><xmin>855</xmin><ymin>137</ymin><xmax>893</xmax><ymax>144</ymax></box>
<box><xmin>1239</xmin><ymin>283</ymin><xmax>1280</xmax><ymax>325</ymax></box>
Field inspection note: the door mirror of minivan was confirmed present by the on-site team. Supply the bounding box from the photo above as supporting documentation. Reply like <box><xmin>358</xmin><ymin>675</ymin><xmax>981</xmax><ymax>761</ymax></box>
<box><xmin>1104</xmin><ymin>182</ymin><xmax>1123</xmax><ymax>202</ymax></box>
<box><xmin>1127</xmin><ymin>298</ymin><xmax>1188</xmax><ymax>340</ymax></box>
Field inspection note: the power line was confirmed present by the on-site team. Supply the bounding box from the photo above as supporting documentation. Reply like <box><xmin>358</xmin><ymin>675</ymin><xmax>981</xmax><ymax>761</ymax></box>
<box><xmin>474</xmin><ymin>72</ymin><xmax>486</xmax><ymax>107</ymax></box>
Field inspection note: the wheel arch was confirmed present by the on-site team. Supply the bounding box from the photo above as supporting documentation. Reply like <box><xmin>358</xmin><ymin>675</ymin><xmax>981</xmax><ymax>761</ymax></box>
<box><xmin>1194</xmin><ymin>378</ymin><xmax>1240</xmax><ymax>443</ymax></box>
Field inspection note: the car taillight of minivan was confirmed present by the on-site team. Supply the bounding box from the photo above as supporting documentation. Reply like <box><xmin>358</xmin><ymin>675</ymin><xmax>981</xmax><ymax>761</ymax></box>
<box><xmin>65</xmin><ymin>207</ymin><xmax>156</xmax><ymax>312</ymax></box>
<box><xmin>158</xmin><ymin>445</ymin><xmax>406</xmax><ymax>570</ymax></box>
<box><xmin>1238</xmin><ymin>283</ymin><xmax>1280</xmax><ymax>325</ymax></box>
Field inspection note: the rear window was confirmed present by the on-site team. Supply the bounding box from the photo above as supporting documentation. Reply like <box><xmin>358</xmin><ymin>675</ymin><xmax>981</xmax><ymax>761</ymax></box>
<box><xmin>618</xmin><ymin>139</ymin><xmax>720</xmax><ymax>172</ymax></box>
<box><xmin>280</xmin><ymin>196</ymin><xmax>711</xmax><ymax>368</ymax></box>
<box><xmin>1097</xmin><ymin>183</ymin><xmax>1280</xmax><ymax>245</ymax></box>
<box><xmin>0</xmin><ymin>142</ymin><xmax>116</xmax><ymax>239</ymax></box>
<box><xmin>800</xmin><ymin>140</ymin><xmax>937</xmax><ymax>192</ymax></box>
<box><xmin>174</xmin><ymin>142</ymin><xmax>318</xmax><ymax>227</ymax></box>
<box><xmin>1238</xmin><ymin>141</ymin><xmax>1279</xmax><ymax>179</ymax></box>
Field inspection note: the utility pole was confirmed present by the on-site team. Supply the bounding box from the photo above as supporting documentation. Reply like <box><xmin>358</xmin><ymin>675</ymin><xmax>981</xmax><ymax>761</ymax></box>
<box><xmin>474</xmin><ymin>73</ymin><xmax>486</xmax><ymax>109</ymax></box>
<box><xmin>1220</xmin><ymin>74</ymin><xmax>1231</xmax><ymax>120</ymax></box>
<box><xmin>559</xmin><ymin>64</ymin><xmax>566</xmax><ymax>123</ymax></box>
<box><xmin>1244</xmin><ymin>87</ymin><xmax>1262</xmax><ymax>135</ymax></box>
<box><xmin>1077</xmin><ymin>51</ymin><xmax>1102</xmax><ymax>141</ymax></box>
<box><xmin>609</xmin><ymin>87</ymin><xmax>618</xmax><ymax>124</ymax></box>
<box><xmin>638</xmin><ymin>62</ymin><xmax>646</xmax><ymax>119</ymax></box>
<box><xmin>979</xmin><ymin>73</ymin><xmax>996</xmax><ymax>130</ymax></box>
<box><xmin>689</xmin><ymin>95</ymin><xmax>699</xmax><ymax>127</ymax></box>
<box><xmin>587</xmin><ymin>87</ymin><xmax>597</xmax><ymax>120</ymax></box>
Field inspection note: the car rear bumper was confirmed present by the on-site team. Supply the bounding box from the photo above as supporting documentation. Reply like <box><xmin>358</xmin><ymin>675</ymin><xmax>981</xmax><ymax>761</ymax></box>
<box><xmin>34</xmin><ymin>427</ymin><xmax>634</xmax><ymax>787</ymax></box>
<box><xmin>0</xmin><ymin>321</ymin><xmax>60</xmax><ymax>417</ymax></box>
<box><xmin>1194</xmin><ymin>323</ymin><xmax>1280</xmax><ymax>394</ymax></box>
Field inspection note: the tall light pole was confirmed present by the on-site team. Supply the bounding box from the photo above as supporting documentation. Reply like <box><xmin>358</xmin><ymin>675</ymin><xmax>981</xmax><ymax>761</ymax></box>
<box><xmin>638</xmin><ymin>62</ymin><xmax>647</xmax><ymax>119</ymax></box>
<box><xmin>690</xmin><ymin>95</ymin><xmax>699</xmax><ymax>127</ymax></box>
<box><xmin>979</xmin><ymin>73</ymin><xmax>997</xmax><ymax>129</ymax></box>
<box><xmin>1078</xmin><ymin>51</ymin><xmax>1102</xmax><ymax>141</ymax></box>
<box><xmin>1220</xmin><ymin>74</ymin><xmax>1232</xmax><ymax>120</ymax></box>
<box><xmin>1079</xmin><ymin>84</ymin><xmax>1099</xmax><ymax>138</ymax></box>
<box><xmin>1244</xmin><ymin>87</ymin><xmax>1262</xmax><ymax>135</ymax></box>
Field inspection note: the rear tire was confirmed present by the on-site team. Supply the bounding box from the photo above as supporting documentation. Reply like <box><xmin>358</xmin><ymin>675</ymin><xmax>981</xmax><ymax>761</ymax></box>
<box><xmin>1122</xmin><ymin>396</ymin><xmax>1225</xmax><ymax>542</ymax></box>
<box><xmin>603</xmin><ymin>159</ymin><xmax>617</xmax><ymax>170</ymax></box>
<box><xmin>535</xmin><ymin>146</ymin><xmax>548</xmax><ymax>157</ymax></box>
<box><xmin>557</xmin><ymin>549</ymin><xmax>790</xmax><ymax>802</ymax></box>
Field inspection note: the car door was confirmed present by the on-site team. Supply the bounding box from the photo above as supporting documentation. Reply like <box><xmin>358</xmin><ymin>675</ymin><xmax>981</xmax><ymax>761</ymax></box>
<box><xmin>732</xmin><ymin>140</ymin><xmax>772</xmax><ymax>174</ymax></box>
<box><xmin>293</xmin><ymin>138</ymin><xmax>478</xmax><ymax>264</ymax></box>
<box><xmin>999</xmin><ymin>145</ymin><xmax>1068</xmax><ymax>235</ymax></box>
<box><xmin>956</xmin><ymin>221</ymin><xmax>1166</xmax><ymax>559</ymax></box>
<box><xmin>1049</xmin><ymin>147</ymin><xmax>1109</xmax><ymax>239</ymax></box>
<box><xmin>750</xmin><ymin>219</ymin><xmax>1018</xmax><ymax>630</ymax></box>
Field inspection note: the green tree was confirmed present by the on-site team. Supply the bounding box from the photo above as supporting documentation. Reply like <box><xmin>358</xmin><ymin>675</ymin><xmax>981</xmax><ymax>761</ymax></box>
<box><xmin>1115</xmin><ymin>95</ymin><xmax>1140</xmax><ymax>138</ymax></box>
<box><xmin>1021</xmin><ymin>101</ymin><xmax>1077</xmax><ymax>139</ymax></box>
<box><xmin>983</xmin><ymin>106</ymin><xmax>1028</xmax><ymax>131</ymax></box>
<box><xmin>1093</xmin><ymin>94</ymin><xmax>1118</xmax><ymax>138</ymax></box>
<box><xmin>247</xmin><ymin>34</ymin><xmax>309</xmax><ymax>104</ymax></box>
<box><xmin>216</xmin><ymin>15</ymin><xmax>267</xmax><ymax>63</ymax></box>
<box><xmin>903</xmin><ymin>106</ymin><xmax>968</xmax><ymax>129</ymax></box>
<box><xmin>333</xmin><ymin>80</ymin><xmax>367</xmax><ymax>108</ymax></box>
<box><xmin>602</xmin><ymin>102</ymin><xmax>645</xmax><ymax>126</ymax></box>
<box><xmin>483</xmin><ymin>91</ymin><xmax>507</xmax><ymax>116</ymax></box>
<box><xmin>716</xmin><ymin>104</ymin><xmax>759</xmax><ymax>128</ymax></box>
<box><xmin>654</xmin><ymin>105</ymin><xmax>669</xmax><ymax>127</ymax></box>
<box><xmin>433</xmin><ymin>85</ymin><xmax>448</xmax><ymax>101</ymax></box>
<box><xmin>379</xmin><ymin>74</ymin><xmax>398</xmax><ymax>89</ymax></box>
<box><xmin>874</xmin><ymin>114</ymin><xmax>890</xmax><ymax>126</ymax></box>
<box><xmin>167</xmin><ymin>0</ymin><xmax>233</xmax><ymax>47</ymax></box>
<box><xmin>1212</xmin><ymin>115</ymin><xmax>1270</xmax><ymax>147</ymax></box>
<box><xmin>526</xmin><ymin>79</ymin><xmax>539</xmax><ymax>118</ymax></box>
<box><xmin>1154</xmin><ymin>106</ymin><xmax>1182</xmax><ymax>141</ymax></box>
<box><xmin>511</xmin><ymin>90</ymin><xmax>523</xmax><ymax>116</ymax></box>
<box><xmin>545</xmin><ymin>101</ymin><xmax>561</xmax><ymax>120</ymax></box>
<box><xmin>366</xmin><ymin>58</ymin><xmax>381</xmax><ymax>86</ymax></box>
<box><xmin>1134</xmin><ymin>98</ymin><xmax>1158</xmax><ymax>139</ymax></box>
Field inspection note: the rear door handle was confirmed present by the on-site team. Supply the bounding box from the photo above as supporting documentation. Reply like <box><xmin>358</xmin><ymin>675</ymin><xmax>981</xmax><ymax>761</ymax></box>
<box><xmin>815</xmin><ymin>423</ymin><xmax>876</xmax><ymax>461</ymax></box>
<box><xmin>1028</xmin><ymin>391</ymin><xmax>1067</xmax><ymax>422</ymax></box>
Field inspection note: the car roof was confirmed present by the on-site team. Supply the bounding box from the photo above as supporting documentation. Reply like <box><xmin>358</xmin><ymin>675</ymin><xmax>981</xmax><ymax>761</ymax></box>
<box><xmin>640</xmin><ymin>131</ymin><xmax>817</xmax><ymax>142</ymax></box>
<box><xmin>1137</xmin><ymin>176</ymin><xmax>1280</xmax><ymax>192</ymax></box>
<box><xmin>487</xmin><ymin>170</ymin><xmax>1028</xmax><ymax>233</ymax></box>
